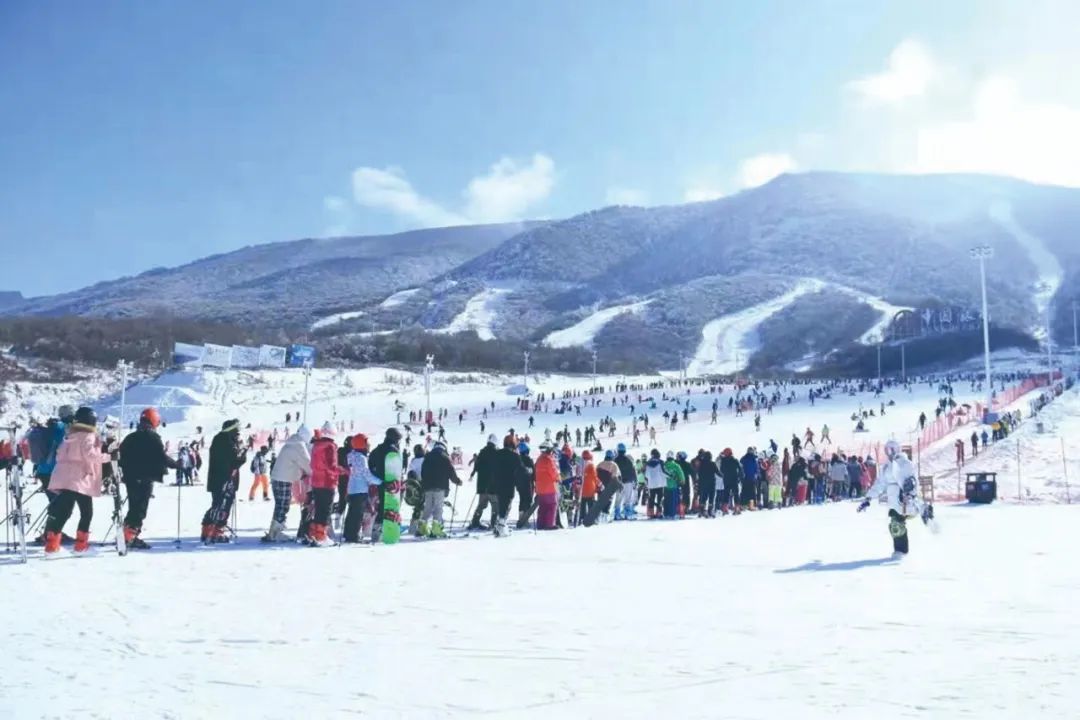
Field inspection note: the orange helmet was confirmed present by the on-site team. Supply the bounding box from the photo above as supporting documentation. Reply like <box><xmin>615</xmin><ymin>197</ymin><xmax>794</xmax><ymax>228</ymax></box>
<box><xmin>351</xmin><ymin>434</ymin><xmax>369</xmax><ymax>452</ymax></box>
<box><xmin>581</xmin><ymin>450</ymin><xmax>593</xmax><ymax>461</ymax></box>
<box><xmin>140</xmin><ymin>407</ymin><xmax>161</xmax><ymax>429</ymax></box>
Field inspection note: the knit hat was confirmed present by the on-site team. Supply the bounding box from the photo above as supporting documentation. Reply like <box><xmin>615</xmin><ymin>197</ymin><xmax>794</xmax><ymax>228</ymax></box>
<box><xmin>320</xmin><ymin>421</ymin><xmax>336</xmax><ymax>438</ymax></box>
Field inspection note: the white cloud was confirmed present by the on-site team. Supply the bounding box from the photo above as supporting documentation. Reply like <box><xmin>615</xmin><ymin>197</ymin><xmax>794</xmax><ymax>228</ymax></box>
<box><xmin>462</xmin><ymin>153</ymin><xmax>555</xmax><ymax>223</ymax></box>
<box><xmin>683</xmin><ymin>187</ymin><xmax>725</xmax><ymax>203</ymax></box>
<box><xmin>912</xmin><ymin>75</ymin><xmax>1080</xmax><ymax>187</ymax></box>
<box><xmin>351</xmin><ymin>166</ymin><xmax>467</xmax><ymax>227</ymax></box>
<box><xmin>605</xmin><ymin>186</ymin><xmax>649</xmax><ymax>206</ymax></box>
<box><xmin>347</xmin><ymin>154</ymin><xmax>554</xmax><ymax>228</ymax></box>
<box><xmin>848</xmin><ymin>39</ymin><xmax>936</xmax><ymax>105</ymax></box>
<box><xmin>737</xmin><ymin>153</ymin><xmax>797</xmax><ymax>188</ymax></box>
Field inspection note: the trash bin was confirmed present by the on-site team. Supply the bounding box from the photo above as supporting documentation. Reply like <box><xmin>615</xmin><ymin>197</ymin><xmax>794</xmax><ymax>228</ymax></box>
<box><xmin>965</xmin><ymin>472</ymin><xmax>997</xmax><ymax>504</ymax></box>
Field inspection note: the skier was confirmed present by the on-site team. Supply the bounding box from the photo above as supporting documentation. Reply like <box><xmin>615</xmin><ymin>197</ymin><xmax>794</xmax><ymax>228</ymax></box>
<box><xmin>858</xmin><ymin>440</ymin><xmax>933</xmax><ymax>557</ymax></box>
<box><xmin>718</xmin><ymin>448</ymin><xmax>741</xmax><ymax>514</ymax></box>
<box><xmin>117</xmin><ymin>407</ymin><xmax>178</xmax><ymax>549</ymax></box>
<box><xmin>764</xmin><ymin>454</ymin><xmax>783</xmax><ymax>509</ymax></box>
<box><xmin>821</xmin><ymin>424</ymin><xmax>831</xmax><ymax>445</ymax></box>
<box><xmin>341</xmin><ymin>434</ymin><xmax>377</xmax><ymax>542</ymax></box>
<box><xmin>533</xmin><ymin>442</ymin><xmax>560</xmax><ymax>530</ymax></box>
<box><xmin>43</xmin><ymin>407</ymin><xmax>107</xmax><ymax>554</ymax></box>
<box><xmin>307</xmin><ymin>423</ymin><xmax>340</xmax><ymax>547</ymax></box>
<box><xmin>419</xmin><ymin>441</ymin><xmax>460</xmax><ymax>538</ymax></box>
<box><xmin>739</xmin><ymin>448</ymin><xmax>759</xmax><ymax>510</ymax></box>
<box><xmin>643</xmin><ymin>449</ymin><xmax>666</xmax><ymax>518</ymax></box>
<box><xmin>577</xmin><ymin>450</ymin><xmax>598</xmax><ymax>524</ymax></box>
<box><xmin>515</xmin><ymin>442</ymin><xmax>535</xmax><ymax>529</ymax></box>
<box><xmin>674</xmin><ymin>451</ymin><xmax>694</xmax><ymax>517</ymax></box>
<box><xmin>468</xmin><ymin>434</ymin><xmax>499</xmax><ymax>531</ymax></box>
<box><xmin>247</xmin><ymin>445</ymin><xmax>271</xmax><ymax>501</ymax></box>
<box><xmin>612</xmin><ymin>444</ymin><xmax>638</xmax><ymax>520</ymax></box>
<box><xmin>592</xmin><ymin>450</ymin><xmax>622</xmax><ymax>523</ymax></box>
<box><xmin>201</xmin><ymin>419</ymin><xmax>246</xmax><ymax>544</ymax></box>
<box><xmin>696</xmin><ymin>451</ymin><xmax>720</xmax><ymax>517</ymax></box>
<box><xmin>263</xmin><ymin>425</ymin><xmax>311</xmax><ymax>543</ymax></box>
<box><xmin>661</xmin><ymin>452</ymin><xmax>685</xmax><ymax>518</ymax></box>
<box><xmin>492</xmin><ymin>436</ymin><xmax>524</xmax><ymax>536</ymax></box>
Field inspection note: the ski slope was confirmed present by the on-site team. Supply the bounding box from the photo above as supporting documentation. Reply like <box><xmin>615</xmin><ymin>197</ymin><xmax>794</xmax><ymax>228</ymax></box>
<box><xmin>688</xmin><ymin>279</ymin><xmax>825</xmax><ymax>375</ymax></box>
<box><xmin>379</xmin><ymin>287</ymin><xmax>419</xmax><ymax>309</ymax></box>
<box><xmin>310</xmin><ymin>309</ymin><xmax>365</xmax><ymax>330</ymax></box>
<box><xmin>543</xmin><ymin>300</ymin><xmax>652</xmax><ymax>349</ymax></box>
<box><xmin>988</xmin><ymin>201</ymin><xmax>1063</xmax><ymax>337</ymax></box>
<box><xmin>435</xmin><ymin>287</ymin><xmax>511</xmax><ymax>341</ymax></box>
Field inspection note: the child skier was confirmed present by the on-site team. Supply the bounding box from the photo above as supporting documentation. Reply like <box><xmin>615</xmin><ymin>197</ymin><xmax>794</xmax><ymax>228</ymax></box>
<box><xmin>307</xmin><ymin>422</ymin><xmax>340</xmax><ymax>546</ymax></box>
<box><xmin>343</xmin><ymin>434</ymin><xmax>380</xmax><ymax>543</ymax></box>
<box><xmin>44</xmin><ymin>407</ymin><xmax>108</xmax><ymax>554</ymax></box>
<box><xmin>858</xmin><ymin>440</ymin><xmax>933</xmax><ymax>557</ymax></box>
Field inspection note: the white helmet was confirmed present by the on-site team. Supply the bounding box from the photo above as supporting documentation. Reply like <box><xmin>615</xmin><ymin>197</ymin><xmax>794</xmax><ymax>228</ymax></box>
<box><xmin>884</xmin><ymin>439</ymin><xmax>901</xmax><ymax>459</ymax></box>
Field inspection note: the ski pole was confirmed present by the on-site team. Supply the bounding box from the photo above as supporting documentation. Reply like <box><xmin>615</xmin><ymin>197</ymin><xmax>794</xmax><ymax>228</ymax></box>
<box><xmin>447</xmin><ymin>483</ymin><xmax>459</xmax><ymax>533</ymax></box>
<box><xmin>175</xmin><ymin>479</ymin><xmax>182</xmax><ymax>547</ymax></box>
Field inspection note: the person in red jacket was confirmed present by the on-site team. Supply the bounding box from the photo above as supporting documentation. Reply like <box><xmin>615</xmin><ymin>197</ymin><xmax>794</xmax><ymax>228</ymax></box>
<box><xmin>308</xmin><ymin>422</ymin><xmax>340</xmax><ymax>546</ymax></box>
<box><xmin>533</xmin><ymin>443</ymin><xmax>561</xmax><ymax>530</ymax></box>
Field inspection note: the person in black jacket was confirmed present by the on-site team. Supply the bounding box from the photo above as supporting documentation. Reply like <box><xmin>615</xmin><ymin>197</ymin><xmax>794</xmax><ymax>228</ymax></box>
<box><xmin>468</xmin><ymin>434</ymin><xmax>499</xmax><ymax>531</ymax></box>
<box><xmin>718</xmin><ymin>448</ymin><xmax>742</xmax><ymax>515</ymax></box>
<box><xmin>675</xmin><ymin>452</ymin><xmax>694</xmax><ymax>516</ymax></box>
<box><xmin>696</xmin><ymin>451</ymin><xmax>720</xmax><ymax>517</ymax></box>
<box><xmin>418</xmin><ymin>442</ymin><xmax>460</xmax><ymax>537</ymax></box>
<box><xmin>612</xmin><ymin>444</ymin><xmax>638</xmax><ymax>520</ymax></box>
<box><xmin>515</xmin><ymin>442</ymin><xmax>535</xmax><ymax>529</ymax></box>
<box><xmin>367</xmin><ymin>427</ymin><xmax>403</xmax><ymax>542</ymax></box>
<box><xmin>200</xmin><ymin>419</ymin><xmax>246</xmax><ymax>543</ymax></box>
<box><xmin>118</xmin><ymin>407</ymin><xmax>178</xmax><ymax>549</ymax></box>
<box><xmin>491</xmin><ymin>436</ymin><xmax>524</xmax><ymax>535</ymax></box>
<box><xmin>787</xmin><ymin>456</ymin><xmax>809</xmax><ymax>506</ymax></box>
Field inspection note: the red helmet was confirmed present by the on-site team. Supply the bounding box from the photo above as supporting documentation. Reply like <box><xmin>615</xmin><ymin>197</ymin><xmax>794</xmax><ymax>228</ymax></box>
<box><xmin>140</xmin><ymin>407</ymin><xmax>161</xmax><ymax>429</ymax></box>
<box><xmin>351</xmin><ymin>434</ymin><xmax>369</xmax><ymax>452</ymax></box>
<box><xmin>581</xmin><ymin>450</ymin><xmax>593</xmax><ymax>461</ymax></box>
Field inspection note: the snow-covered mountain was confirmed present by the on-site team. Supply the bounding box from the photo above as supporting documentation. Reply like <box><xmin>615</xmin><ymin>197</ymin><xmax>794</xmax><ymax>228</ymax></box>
<box><xmin>6</xmin><ymin>172</ymin><xmax>1079</xmax><ymax>373</ymax></box>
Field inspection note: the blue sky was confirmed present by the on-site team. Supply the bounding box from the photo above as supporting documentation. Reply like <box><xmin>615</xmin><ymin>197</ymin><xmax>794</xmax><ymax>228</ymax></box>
<box><xmin>2</xmin><ymin>0</ymin><xmax>1078</xmax><ymax>296</ymax></box>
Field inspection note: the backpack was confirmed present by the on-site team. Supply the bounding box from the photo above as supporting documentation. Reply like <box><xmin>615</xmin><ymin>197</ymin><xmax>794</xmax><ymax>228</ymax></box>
<box><xmin>28</xmin><ymin>423</ymin><xmax>57</xmax><ymax>465</ymax></box>
<box><xmin>404</xmin><ymin>475</ymin><xmax>422</xmax><ymax>507</ymax></box>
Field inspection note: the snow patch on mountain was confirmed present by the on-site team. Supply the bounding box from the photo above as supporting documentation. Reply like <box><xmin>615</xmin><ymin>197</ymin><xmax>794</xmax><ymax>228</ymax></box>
<box><xmin>435</xmin><ymin>288</ymin><xmax>512</xmax><ymax>341</ymax></box>
<box><xmin>828</xmin><ymin>285</ymin><xmax>912</xmax><ymax>344</ymax></box>
<box><xmin>379</xmin><ymin>288</ymin><xmax>420</xmax><ymax>309</ymax></box>
<box><xmin>988</xmin><ymin>201</ymin><xmax>1063</xmax><ymax>339</ymax></box>
<box><xmin>688</xmin><ymin>279</ymin><xmax>825</xmax><ymax>376</ymax></box>
<box><xmin>310</xmin><ymin>310</ymin><xmax>365</xmax><ymax>330</ymax></box>
<box><xmin>543</xmin><ymin>300</ymin><xmax>653</xmax><ymax>349</ymax></box>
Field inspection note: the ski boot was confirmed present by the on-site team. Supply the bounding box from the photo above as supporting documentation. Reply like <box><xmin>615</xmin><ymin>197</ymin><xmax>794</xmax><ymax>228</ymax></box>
<box><xmin>416</xmin><ymin>520</ymin><xmax>428</xmax><ymax>537</ymax></box>
<box><xmin>44</xmin><ymin>530</ymin><xmax>62</xmax><ymax>554</ymax></box>
<box><xmin>493</xmin><ymin>519</ymin><xmax>510</xmax><ymax>538</ymax></box>
<box><xmin>613</xmin><ymin>506</ymin><xmax>623</xmax><ymax>521</ymax></box>
<box><xmin>428</xmin><ymin>521</ymin><xmax>446</xmax><ymax>539</ymax></box>
<box><xmin>73</xmin><ymin>530</ymin><xmax>92</xmax><ymax>554</ymax></box>
<box><xmin>310</xmin><ymin>524</ymin><xmax>336</xmax><ymax>547</ymax></box>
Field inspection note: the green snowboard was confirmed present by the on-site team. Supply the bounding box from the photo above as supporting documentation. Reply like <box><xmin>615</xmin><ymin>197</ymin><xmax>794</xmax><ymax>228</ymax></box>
<box><xmin>381</xmin><ymin>451</ymin><xmax>403</xmax><ymax>545</ymax></box>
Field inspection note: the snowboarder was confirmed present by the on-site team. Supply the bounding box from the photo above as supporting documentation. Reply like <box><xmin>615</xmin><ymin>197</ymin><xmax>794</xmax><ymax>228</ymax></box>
<box><xmin>858</xmin><ymin>440</ymin><xmax>933</xmax><ymax>557</ymax></box>
<box><xmin>369</xmin><ymin>427</ymin><xmax>404</xmax><ymax>544</ymax></box>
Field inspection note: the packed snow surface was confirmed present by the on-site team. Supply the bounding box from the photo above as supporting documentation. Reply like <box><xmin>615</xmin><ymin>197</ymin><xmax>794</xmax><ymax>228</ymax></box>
<box><xmin>543</xmin><ymin>300</ymin><xmax>652</xmax><ymax>348</ymax></box>
<box><xmin>5</xmin><ymin>360</ymin><xmax>1079</xmax><ymax>718</ymax></box>
<box><xmin>435</xmin><ymin>287</ymin><xmax>511</xmax><ymax>341</ymax></box>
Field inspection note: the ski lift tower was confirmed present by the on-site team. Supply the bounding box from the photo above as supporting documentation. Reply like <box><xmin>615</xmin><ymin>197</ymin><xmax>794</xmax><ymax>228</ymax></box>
<box><xmin>424</xmin><ymin>354</ymin><xmax>435</xmax><ymax>414</ymax></box>
<box><xmin>970</xmin><ymin>245</ymin><xmax>995</xmax><ymax>419</ymax></box>
<box><xmin>116</xmin><ymin>359</ymin><xmax>133</xmax><ymax>436</ymax></box>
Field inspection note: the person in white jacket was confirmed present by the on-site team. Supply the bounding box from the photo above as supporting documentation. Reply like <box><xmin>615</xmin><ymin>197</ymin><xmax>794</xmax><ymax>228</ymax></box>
<box><xmin>262</xmin><ymin>425</ymin><xmax>312</xmax><ymax>542</ymax></box>
<box><xmin>858</xmin><ymin>439</ymin><xmax>933</xmax><ymax>556</ymax></box>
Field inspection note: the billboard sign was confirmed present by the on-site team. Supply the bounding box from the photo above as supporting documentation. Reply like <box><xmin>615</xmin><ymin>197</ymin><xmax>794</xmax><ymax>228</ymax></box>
<box><xmin>231</xmin><ymin>345</ymin><xmax>261</xmax><ymax>368</ymax></box>
<box><xmin>202</xmin><ymin>343</ymin><xmax>233</xmax><ymax>368</ymax></box>
<box><xmin>287</xmin><ymin>344</ymin><xmax>317</xmax><ymax>367</ymax></box>
<box><xmin>258</xmin><ymin>345</ymin><xmax>287</xmax><ymax>368</ymax></box>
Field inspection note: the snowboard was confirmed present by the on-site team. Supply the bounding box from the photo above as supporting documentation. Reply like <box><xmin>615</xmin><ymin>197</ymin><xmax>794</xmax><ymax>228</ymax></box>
<box><xmin>109</xmin><ymin>462</ymin><xmax>127</xmax><ymax>556</ymax></box>
<box><xmin>582</xmin><ymin>480</ymin><xmax>621</xmax><ymax>527</ymax></box>
<box><xmin>380</xmin><ymin>450</ymin><xmax>403</xmax><ymax>545</ymax></box>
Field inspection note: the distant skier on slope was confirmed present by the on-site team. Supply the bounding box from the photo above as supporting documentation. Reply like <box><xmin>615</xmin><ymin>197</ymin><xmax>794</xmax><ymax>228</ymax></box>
<box><xmin>858</xmin><ymin>440</ymin><xmax>934</xmax><ymax>557</ymax></box>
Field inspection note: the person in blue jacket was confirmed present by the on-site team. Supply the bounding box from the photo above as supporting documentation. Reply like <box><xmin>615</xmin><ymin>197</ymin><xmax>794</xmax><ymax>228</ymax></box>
<box><xmin>740</xmin><ymin>448</ymin><xmax>760</xmax><ymax>509</ymax></box>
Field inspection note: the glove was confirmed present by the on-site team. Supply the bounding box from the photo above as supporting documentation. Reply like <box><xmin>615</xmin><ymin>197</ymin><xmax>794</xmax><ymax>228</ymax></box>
<box><xmin>857</xmin><ymin>499</ymin><xmax>871</xmax><ymax>513</ymax></box>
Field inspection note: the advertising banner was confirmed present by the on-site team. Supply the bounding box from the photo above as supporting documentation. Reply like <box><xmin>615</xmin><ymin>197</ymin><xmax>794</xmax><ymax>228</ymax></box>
<box><xmin>202</xmin><ymin>343</ymin><xmax>233</xmax><ymax>368</ymax></box>
<box><xmin>258</xmin><ymin>344</ymin><xmax>287</xmax><ymax>368</ymax></box>
<box><xmin>286</xmin><ymin>344</ymin><xmax>316</xmax><ymax>367</ymax></box>
<box><xmin>172</xmin><ymin>342</ymin><xmax>205</xmax><ymax>366</ymax></box>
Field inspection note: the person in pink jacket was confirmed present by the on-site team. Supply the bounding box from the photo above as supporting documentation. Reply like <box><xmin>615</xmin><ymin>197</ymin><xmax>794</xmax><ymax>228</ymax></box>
<box><xmin>45</xmin><ymin>407</ymin><xmax>108</xmax><ymax>554</ymax></box>
<box><xmin>307</xmin><ymin>422</ymin><xmax>340</xmax><ymax>546</ymax></box>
